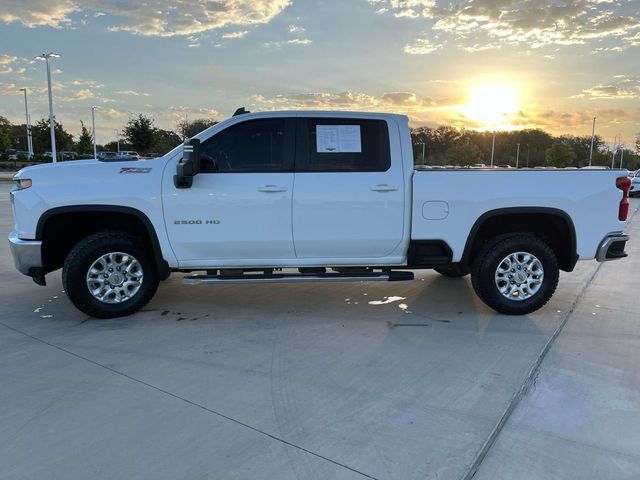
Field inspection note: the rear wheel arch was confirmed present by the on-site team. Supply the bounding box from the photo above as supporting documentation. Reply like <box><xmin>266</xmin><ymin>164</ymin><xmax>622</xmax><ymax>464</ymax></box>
<box><xmin>461</xmin><ymin>207</ymin><xmax>577</xmax><ymax>272</ymax></box>
<box><xmin>36</xmin><ymin>205</ymin><xmax>170</xmax><ymax>280</ymax></box>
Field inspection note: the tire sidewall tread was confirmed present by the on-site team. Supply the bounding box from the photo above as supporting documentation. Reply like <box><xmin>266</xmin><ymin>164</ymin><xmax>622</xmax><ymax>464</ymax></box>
<box><xmin>62</xmin><ymin>231</ymin><xmax>159</xmax><ymax>319</ymax></box>
<box><xmin>471</xmin><ymin>234</ymin><xmax>559</xmax><ymax>315</ymax></box>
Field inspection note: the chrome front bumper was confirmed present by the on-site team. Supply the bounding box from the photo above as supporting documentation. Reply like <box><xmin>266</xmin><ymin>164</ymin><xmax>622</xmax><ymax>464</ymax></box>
<box><xmin>596</xmin><ymin>233</ymin><xmax>629</xmax><ymax>262</ymax></box>
<box><xmin>8</xmin><ymin>231</ymin><xmax>42</xmax><ymax>275</ymax></box>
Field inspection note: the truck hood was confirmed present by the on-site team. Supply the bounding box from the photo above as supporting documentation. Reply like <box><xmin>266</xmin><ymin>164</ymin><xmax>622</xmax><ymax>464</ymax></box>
<box><xmin>13</xmin><ymin>158</ymin><xmax>162</xmax><ymax>183</ymax></box>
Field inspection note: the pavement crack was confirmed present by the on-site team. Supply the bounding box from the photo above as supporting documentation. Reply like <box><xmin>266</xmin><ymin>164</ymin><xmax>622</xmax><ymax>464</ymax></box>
<box><xmin>0</xmin><ymin>321</ymin><xmax>379</xmax><ymax>480</ymax></box>
<box><xmin>460</xmin><ymin>206</ymin><xmax>640</xmax><ymax>480</ymax></box>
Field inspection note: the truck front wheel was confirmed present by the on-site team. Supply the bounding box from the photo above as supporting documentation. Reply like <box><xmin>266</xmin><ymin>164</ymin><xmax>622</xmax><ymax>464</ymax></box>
<box><xmin>62</xmin><ymin>232</ymin><xmax>159</xmax><ymax>318</ymax></box>
<box><xmin>471</xmin><ymin>234</ymin><xmax>559</xmax><ymax>315</ymax></box>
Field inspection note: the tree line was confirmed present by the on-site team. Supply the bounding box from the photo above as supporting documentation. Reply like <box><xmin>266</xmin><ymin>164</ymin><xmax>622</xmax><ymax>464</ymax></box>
<box><xmin>1</xmin><ymin>113</ymin><xmax>639</xmax><ymax>170</ymax></box>
<box><xmin>0</xmin><ymin>114</ymin><xmax>218</xmax><ymax>161</ymax></box>
<box><xmin>411</xmin><ymin>125</ymin><xmax>640</xmax><ymax>170</ymax></box>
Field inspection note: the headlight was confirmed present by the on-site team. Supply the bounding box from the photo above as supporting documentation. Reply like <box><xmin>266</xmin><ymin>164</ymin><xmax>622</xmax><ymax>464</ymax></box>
<box><xmin>12</xmin><ymin>178</ymin><xmax>32</xmax><ymax>190</ymax></box>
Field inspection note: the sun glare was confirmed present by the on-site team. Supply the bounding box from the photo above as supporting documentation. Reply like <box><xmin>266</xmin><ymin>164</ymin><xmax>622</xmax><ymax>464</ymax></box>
<box><xmin>463</xmin><ymin>84</ymin><xmax>520</xmax><ymax>130</ymax></box>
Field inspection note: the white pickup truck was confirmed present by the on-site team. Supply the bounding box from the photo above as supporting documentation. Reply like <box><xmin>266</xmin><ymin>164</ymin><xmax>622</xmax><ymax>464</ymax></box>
<box><xmin>9</xmin><ymin>110</ymin><xmax>631</xmax><ymax>318</ymax></box>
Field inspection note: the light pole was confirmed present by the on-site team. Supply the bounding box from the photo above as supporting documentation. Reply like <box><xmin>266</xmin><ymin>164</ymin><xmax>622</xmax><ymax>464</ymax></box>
<box><xmin>490</xmin><ymin>131</ymin><xmax>496</xmax><ymax>166</ymax></box>
<box><xmin>588</xmin><ymin>117</ymin><xmax>596</xmax><ymax>166</ymax></box>
<box><xmin>620</xmin><ymin>147</ymin><xmax>625</xmax><ymax>169</ymax></box>
<box><xmin>35</xmin><ymin>52</ymin><xmax>60</xmax><ymax>162</ymax></box>
<box><xmin>516</xmin><ymin>143</ymin><xmax>520</xmax><ymax>168</ymax></box>
<box><xmin>611</xmin><ymin>136</ymin><xmax>619</xmax><ymax>169</ymax></box>
<box><xmin>116</xmin><ymin>130</ymin><xmax>120</xmax><ymax>154</ymax></box>
<box><xmin>420</xmin><ymin>142</ymin><xmax>426</xmax><ymax>164</ymax></box>
<box><xmin>19</xmin><ymin>88</ymin><xmax>33</xmax><ymax>158</ymax></box>
<box><xmin>91</xmin><ymin>106</ymin><xmax>99</xmax><ymax>159</ymax></box>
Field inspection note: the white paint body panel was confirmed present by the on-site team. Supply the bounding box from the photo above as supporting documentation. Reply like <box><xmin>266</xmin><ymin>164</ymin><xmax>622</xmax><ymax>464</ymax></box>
<box><xmin>162</xmin><ymin>172</ymin><xmax>295</xmax><ymax>261</ymax></box>
<box><xmin>10</xmin><ymin>110</ymin><xmax>627</xmax><ymax>273</ymax></box>
<box><xmin>411</xmin><ymin>169</ymin><xmax>626</xmax><ymax>261</ymax></box>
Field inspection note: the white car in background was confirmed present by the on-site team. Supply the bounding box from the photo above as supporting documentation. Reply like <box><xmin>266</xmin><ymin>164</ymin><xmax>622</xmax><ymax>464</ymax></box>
<box><xmin>120</xmin><ymin>151</ymin><xmax>140</xmax><ymax>160</ymax></box>
<box><xmin>630</xmin><ymin>171</ymin><xmax>640</xmax><ymax>197</ymax></box>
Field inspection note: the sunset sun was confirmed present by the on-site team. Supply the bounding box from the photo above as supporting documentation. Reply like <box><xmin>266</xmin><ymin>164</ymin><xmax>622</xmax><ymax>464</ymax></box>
<box><xmin>463</xmin><ymin>83</ymin><xmax>520</xmax><ymax>129</ymax></box>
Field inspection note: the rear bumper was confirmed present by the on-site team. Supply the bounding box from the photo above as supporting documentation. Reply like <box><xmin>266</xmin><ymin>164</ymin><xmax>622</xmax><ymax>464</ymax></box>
<box><xmin>596</xmin><ymin>233</ymin><xmax>629</xmax><ymax>262</ymax></box>
<box><xmin>8</xmin><ymin>231</ymin><xmax>42</xmax><ymax>275</ymax></box>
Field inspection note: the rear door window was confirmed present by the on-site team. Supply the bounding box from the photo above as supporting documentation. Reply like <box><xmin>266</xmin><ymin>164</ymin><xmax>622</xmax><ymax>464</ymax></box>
<box><xmin>296</xmin><ymin>118</ymin><xmax>391</xmax><ymax>172</ymax></box>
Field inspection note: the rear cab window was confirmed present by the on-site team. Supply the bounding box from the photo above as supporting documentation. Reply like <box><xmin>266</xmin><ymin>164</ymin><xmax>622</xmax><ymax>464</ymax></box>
<box><xmin>296</xmin><ymin>118</ymin><xmax>391</xmax><ymax>172</ymax></box>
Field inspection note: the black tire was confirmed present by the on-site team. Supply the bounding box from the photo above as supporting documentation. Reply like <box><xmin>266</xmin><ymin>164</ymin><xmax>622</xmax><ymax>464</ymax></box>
<box><xmin>471</xmin><ymin>234</ymin><xmax>559</xmax><ymax>315</ymax></box>
<box><xmin>434</xmin><ymin>265</ymin><xmax>470</xmax><ymax>278</ymax></box>
<box><xmin>62</xmin><ymin>231</ymin><xmax>159</xmax><ymax>318</ymax></box>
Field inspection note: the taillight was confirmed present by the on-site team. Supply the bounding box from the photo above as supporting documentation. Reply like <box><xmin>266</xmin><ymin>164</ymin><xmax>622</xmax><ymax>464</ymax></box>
<box><xmin>616</xmin><ymin>177</ymin><xmax>631</xmax><ymax>221</ymax></box>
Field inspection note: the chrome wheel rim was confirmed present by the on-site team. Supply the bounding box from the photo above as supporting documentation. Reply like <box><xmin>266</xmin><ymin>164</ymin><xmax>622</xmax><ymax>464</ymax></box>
<box><xmin>86</xmin><ymin>252</ymin><xmax>143</xmax><ymax>304</ymax></box>
<box><xmin>494</xmin><ymin>251</ymin><xmax>544</xmax><ymax>302</ymax></box>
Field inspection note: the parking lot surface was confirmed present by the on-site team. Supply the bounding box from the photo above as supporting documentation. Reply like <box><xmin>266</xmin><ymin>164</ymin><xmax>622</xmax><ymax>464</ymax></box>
<box><xmin>1</xmin><ymin>182</ymin><xmax>639</xmax><ymax>480</ymax></box>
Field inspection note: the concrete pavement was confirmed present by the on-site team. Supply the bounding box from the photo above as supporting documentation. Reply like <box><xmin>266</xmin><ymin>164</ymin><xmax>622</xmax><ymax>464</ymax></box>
<box><xmin>1</xmin><ymin>182</ymin><xmax>639</xmax><ymax>480</ymax></box>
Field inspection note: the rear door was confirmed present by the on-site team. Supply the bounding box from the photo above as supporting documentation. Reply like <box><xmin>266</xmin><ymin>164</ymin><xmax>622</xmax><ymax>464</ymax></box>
<box><xmin>292</xmin><ymin>116</ymin><xmax>405</xmax><ymax>259</ymax></box>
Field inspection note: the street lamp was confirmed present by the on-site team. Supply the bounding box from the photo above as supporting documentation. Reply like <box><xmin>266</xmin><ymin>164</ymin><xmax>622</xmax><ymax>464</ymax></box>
<box><xmin>19</xmin><ymin>88</ymin><xmax>33</xmax><ymax>158</ymax></box>
<box><xmin>116</xmin><ymin>130</ymin><xmax>120</xmax><ymax>154</ymax></box>
<box><xmin>35</xmin><ymin>52</ymin><xmax>61</xmax><ymax>162</ymax></box>
<box><xmin>588</xmin><ymin>117</ymin><xmax>596</xmax><ymax>167</ymax></box>
<box><xmin>516</xmin><ymin>143</ymin><xmax>520</xmax><ymax>168</ymax></box>
<box><xmin>91</xmin><ymin>106</ymin><xmax>99</xmax><ymax>159</ymax></box>
<box><xmin>490</xmin><ymin>131</ymin><xmax>496</xmax><ymax>166</ymax></box>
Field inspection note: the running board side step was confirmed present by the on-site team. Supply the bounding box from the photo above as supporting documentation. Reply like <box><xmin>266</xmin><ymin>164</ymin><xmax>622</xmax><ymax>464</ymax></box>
<box><xmin>182</xmin><ymin>271</ymin><xmax>414</xmax><ymax>285</ymax></box>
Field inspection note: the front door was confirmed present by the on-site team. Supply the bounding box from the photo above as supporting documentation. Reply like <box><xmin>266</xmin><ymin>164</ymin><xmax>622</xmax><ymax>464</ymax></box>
<box><xmin>163</xmin><ymin>117</ymin><xmax>296</xmax><ymax>266</ymax></box>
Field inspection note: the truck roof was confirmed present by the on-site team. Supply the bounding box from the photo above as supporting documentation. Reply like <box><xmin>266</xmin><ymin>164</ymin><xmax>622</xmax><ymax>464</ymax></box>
<box><xmin>223</xmin><ymin>110</ymin><xmax>409</xmax><ymax>122</ymax></box>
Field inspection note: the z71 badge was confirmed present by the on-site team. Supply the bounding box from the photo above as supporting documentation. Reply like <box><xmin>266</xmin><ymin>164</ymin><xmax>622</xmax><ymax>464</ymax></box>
<box><xmin>120</xmin><ymin>167</ymin><xmax>152</xmax><ymax>174</ymax></box>
<box><xmin>174</xmin><ymin>219</ymin><xmax>221</xmax><ymax>225</ymax></box>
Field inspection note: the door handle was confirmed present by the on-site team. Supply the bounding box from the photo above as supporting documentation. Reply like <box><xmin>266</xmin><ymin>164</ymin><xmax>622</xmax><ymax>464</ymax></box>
<box><xmin>258</xmin><ymin>185</ymin><xmax>288</xmax><ymax>193</ymax></box>
<box><xmin>370</xmin><ymin>184</ymin><xmax>399</xmax><ymax>192</ymax></box>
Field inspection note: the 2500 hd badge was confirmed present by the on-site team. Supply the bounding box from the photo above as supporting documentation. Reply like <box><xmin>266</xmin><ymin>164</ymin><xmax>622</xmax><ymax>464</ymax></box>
<box><xmin>174</xmin><ymin>219</ymin><xmax>221</xmax><ymax>225</ymax></box>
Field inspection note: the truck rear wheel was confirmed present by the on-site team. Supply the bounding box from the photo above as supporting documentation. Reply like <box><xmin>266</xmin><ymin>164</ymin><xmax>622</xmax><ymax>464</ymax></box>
<box><xmin>62</xmin><ymin>232</ymin><xmax>159</xmax><ymax>318</ymax></box>
<box><xmin>471</xmin><ymin>234</ymin><xmax>559</xmax><ymax>315</ymax></box>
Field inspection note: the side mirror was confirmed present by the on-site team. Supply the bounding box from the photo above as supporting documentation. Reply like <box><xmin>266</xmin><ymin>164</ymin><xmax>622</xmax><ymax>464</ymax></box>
<box><xmin>174</xmin><ymin>138</ymin><xmax>201</xmax><ymax>188</ymax></box>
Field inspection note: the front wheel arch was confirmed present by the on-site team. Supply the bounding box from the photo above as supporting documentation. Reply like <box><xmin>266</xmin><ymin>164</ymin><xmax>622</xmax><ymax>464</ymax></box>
<box><xmin>37</xmin><ymin>205</ymin><xmax>170</xmax><ymax>280</ymax></box>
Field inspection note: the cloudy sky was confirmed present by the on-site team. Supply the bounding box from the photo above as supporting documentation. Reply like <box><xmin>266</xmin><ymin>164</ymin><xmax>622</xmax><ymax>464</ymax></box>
<box><xmin>0</xmin><ymin>0</ymin><xmax>638</xmax><ymax>146</ymax></box>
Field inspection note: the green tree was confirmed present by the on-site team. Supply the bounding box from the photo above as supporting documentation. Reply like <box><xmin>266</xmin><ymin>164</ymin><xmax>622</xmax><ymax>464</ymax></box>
<box><xmin>123</xmin><ymin>114</ymin><xmax>155</xmax><ymax>153</ymax></box>
<box><xmin>76</xmin><ymin>121</ymin><xmax>93</xmax><ymax>155</ymax></box>
<box><xmin>545</xmin><ymin>140</ymin><xmax>576</xmax><ymax>168</ymax></box>
<box><xmin>444</xmin><ymin>140</ymin><xmax>482</xmax><ymax>165</ymax></box>
<box><xmin>0</xmin><ymin>130</ymin><xmax>11</xmax><ymax>153</ymax></box>
<box><xmin>559</xmin><ymin>135</ymin><xmax>606</xmax><ymax>167</ymax></box>
<box><xmin>153</xmin><ymin>128</ymin><xmax>182</xmax><ymax>154</ymax></box>
<box><xmin>31</xmin><ymin>118</ymin><xmax>74</xmax><ymax>154</ymax></box>
<box><xmin>103</xmin><ymin>140</ymin><xmax>131</xmax><ymax>152</ymax></box>
<box><xmin>177</xmin><ymin>118</ymin><xmax>218</xmax><ymax>139</ymax></box>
